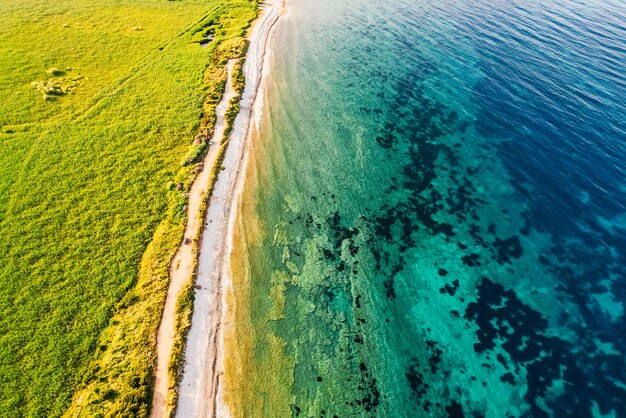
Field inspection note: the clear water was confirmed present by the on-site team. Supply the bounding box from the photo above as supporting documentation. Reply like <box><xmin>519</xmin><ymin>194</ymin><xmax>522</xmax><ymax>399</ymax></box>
<box><xmin>233</xmin><ymin>0</ymin><xmax>626</xmax><ymax>416</ymax></box>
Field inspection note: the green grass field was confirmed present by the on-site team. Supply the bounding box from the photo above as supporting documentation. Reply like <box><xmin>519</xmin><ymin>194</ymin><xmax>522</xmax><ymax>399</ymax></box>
<box><xmin>0</xmin><ymin>0</ymin><xmax>257</xmax><ymax>416</ymax></box>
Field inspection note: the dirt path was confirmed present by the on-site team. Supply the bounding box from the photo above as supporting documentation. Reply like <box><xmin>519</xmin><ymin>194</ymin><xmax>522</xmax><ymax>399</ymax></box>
<box><xmin>150</xmin><ymin>59</ymin><xmax>239</xmax><ymax>418</ymax></box>
<box><xmin>175</xmin><ymin>1</ymin><xmax>283</xmax><ymax>416</ymax></box>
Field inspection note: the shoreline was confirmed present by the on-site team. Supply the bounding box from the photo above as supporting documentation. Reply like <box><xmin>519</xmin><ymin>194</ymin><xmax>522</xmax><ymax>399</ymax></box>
<box><xmin>175</xmin><ymin>1</ymin><xmax>283</xmax><ymax>416</ymax></box>
<box><xmin>150</xmin><ymin>58</ymin><xmax>239</xmax><ymax>418</ymax></box>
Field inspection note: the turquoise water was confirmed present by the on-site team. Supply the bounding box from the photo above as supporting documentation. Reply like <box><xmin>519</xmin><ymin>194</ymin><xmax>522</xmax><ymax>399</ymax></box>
<box><xmin>238</xmin><ymin>0</ymin><xmax>626</xmax><ymax>416</ymax></box>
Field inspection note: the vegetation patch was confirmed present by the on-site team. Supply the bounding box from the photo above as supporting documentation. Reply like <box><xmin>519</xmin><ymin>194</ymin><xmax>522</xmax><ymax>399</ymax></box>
<box><xmin>233</xmin><ymin>58</ymin><xmax>246</xmax><ymax>94</ymax></box>
<box><xmin>224</xmin><ymin>97</ymin><xmax>241</xmax><ymax>138</ymax></box>
<box><xmin>0</xmin><ymin>0</ymin><xmax>258</xmax><ymax>416</ymax></box>
<box><xmin>224</xmin><ymin>57</ymin><xmax>246</xmax><ymax>138</ymax></box>
<box><xmin>31</xmin><ymin>67</ymin><xmax>83</xmax><ymax>100</ymax></box>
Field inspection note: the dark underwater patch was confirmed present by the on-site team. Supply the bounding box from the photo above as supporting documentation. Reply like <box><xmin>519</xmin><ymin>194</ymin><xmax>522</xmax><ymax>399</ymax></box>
<box><xmin>405</xmin><ymin>359</ymin><xmax>429</xmax><ymax>401</ymax></box>
<box><xmin>465</xmin><ymin>277</ymin><xmax>626</xmax><ymax>416</ymax></box>
<box><xmin>439</xmin><ymin>279</ymin><xmax>460</xmax><ymax>296</ymax></box>
<box><xmin>445</xmin><ymin>400</ymin><xmax>465</xmax><ymax>418</ymax></box>
<box><xmin>492</xmin><ymin>236</ymin><xmax>523</xmax><ymax>264</ymax></box>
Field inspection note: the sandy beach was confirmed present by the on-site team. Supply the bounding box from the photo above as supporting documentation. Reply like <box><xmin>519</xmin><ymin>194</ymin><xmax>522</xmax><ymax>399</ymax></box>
<box><xmin>175</xmin><ymin>0</ymin><xmax>283</xmax><ymax>416</ymax></box>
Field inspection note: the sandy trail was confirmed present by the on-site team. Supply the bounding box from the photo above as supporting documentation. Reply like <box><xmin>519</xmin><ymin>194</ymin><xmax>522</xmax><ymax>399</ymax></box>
<box><xmin>175</xmin><ymin>1</ymin><xmax>283</xmax><ymax>417</ymax></box>
<box><xmin>151</xmin><ymin>59</ymin><xmax>239</xmax><ymax>418</ymax></box>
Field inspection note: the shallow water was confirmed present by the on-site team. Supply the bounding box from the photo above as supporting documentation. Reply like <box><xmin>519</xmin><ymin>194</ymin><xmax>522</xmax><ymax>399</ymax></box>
<box><xmin>233</xmin><ymin>0</ymin><xmax>626</xmax><ymax>416</ymax></box>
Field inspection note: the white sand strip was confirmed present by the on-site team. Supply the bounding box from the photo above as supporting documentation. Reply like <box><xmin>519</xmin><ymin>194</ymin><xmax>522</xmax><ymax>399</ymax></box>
<box><xmin>175</xmin><ymin>1</ymin><xmax>283</xmax><ymax>417</ymax></box>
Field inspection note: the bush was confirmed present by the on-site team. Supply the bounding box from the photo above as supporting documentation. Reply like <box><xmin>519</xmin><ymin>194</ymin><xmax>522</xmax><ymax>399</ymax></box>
<box><xmin>46</xmin><ymin>67</ymin><xmax>66</xmax><ymax>76</ymax></box>
<box><xmin>181</xmin><ymin>142</ymin><xmax>207</xmax><ymax>166</ymax></box>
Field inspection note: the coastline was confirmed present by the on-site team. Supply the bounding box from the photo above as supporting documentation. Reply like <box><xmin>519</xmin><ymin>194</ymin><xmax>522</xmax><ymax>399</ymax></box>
<box><xmin>150</xmin><ymin>59</ymin><xmax>239</xmax><ymax>418</ymax></box>
<box><xmin>175</xmin><ymin>1</ymin><xmax>283</xmax><ymax>416</ymax></box>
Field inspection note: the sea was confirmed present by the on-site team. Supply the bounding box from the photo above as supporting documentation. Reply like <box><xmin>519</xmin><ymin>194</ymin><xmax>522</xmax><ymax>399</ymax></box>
<box><xmin>230</xmin><ymin>0</ymin><xmax>626</xmax><ymax>416</ymax></box>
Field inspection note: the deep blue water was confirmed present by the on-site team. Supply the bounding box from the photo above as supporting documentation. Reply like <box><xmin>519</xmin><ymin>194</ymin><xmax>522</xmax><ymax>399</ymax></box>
<box><xmin>239</xmin><ymin>0</ymin><xmax>626</xmax><ymax>415</ymax></box>
<box><xmin>469</xmin><ymin>1</ymin><xmax>626</xmax><ymax>414</ymax></box>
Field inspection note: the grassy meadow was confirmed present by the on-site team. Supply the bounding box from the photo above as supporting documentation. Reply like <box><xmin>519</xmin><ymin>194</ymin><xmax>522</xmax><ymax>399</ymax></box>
<box><xmin>0</xmin><ymin>0</ymin><xmax>257</xmax><ymax>416</ymax></box>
